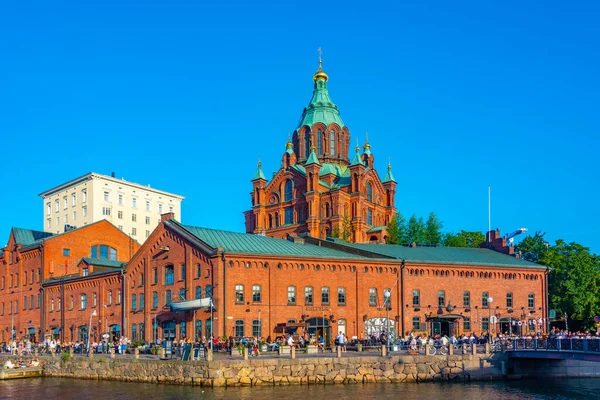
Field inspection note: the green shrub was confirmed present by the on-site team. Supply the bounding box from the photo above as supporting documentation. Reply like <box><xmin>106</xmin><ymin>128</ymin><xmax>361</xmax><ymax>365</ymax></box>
<box><xmin>61</xmin><ymin>352</ymin><xmax>71</xmax><ymax>362</ymax></box>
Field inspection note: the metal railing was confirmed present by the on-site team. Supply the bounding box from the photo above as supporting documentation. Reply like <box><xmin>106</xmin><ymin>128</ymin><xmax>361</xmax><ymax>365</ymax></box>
<box><xmin>495</xmin><ymin>338</ymin><xmax>600</xmax><ymax>353</ymax></box>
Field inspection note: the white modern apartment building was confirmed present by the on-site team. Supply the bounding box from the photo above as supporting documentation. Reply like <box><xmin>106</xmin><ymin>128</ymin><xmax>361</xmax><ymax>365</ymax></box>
<box><xmin>39</xmin><ymin>172</ymin><xmax>184</xmax><ymax>242</ymax></box>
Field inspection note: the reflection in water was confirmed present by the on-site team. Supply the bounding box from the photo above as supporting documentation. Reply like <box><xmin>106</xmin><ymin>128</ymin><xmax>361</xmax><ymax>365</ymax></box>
<box><xmin>0</xmin><ymin>378</ymin><xmax>598</xmax><ymax>399</ymax></box>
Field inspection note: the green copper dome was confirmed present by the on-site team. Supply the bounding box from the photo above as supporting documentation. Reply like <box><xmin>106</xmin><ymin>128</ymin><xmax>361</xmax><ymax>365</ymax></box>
<box><xmin>297</xmin><ymin>77</ymin><xmax>345</xmax><ymax>130</ymax></box>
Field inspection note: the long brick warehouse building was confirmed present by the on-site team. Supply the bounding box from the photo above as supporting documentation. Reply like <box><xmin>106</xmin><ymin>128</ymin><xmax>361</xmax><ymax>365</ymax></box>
<box><xmin>0</xmin><ymin>61</ymin><xmax>548</xmax><ymax>345</ymax></box>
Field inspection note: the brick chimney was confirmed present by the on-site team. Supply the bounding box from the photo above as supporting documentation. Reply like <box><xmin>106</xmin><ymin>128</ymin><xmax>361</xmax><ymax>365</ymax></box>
<box><xmin>481</xmin><ymin>228</ymin><xmax>514</xmax><ymax>255</ymax></box>
<box><xmin>161</xmin><ymin>212</ymin><xmax>175</xmax><ymax>222</ymax></box>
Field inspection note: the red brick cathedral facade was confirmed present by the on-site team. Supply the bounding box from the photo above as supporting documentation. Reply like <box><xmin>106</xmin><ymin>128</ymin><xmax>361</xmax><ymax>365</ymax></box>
<box><xmin>244</xmin><ymin>61</ymin><xmax>397</xmax><ymax>243</ymax></box>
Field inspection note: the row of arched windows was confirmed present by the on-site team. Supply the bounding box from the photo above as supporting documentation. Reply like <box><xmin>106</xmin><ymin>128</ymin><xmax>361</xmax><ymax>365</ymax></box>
<box><xmin>298</xmin><ymin>129</ymin><xmax>344</xmax><ymax>158</ymax></box>
<box><xmin>408</xmin><ymin>268</ymin><xmax>542</xmax><ymax>280</ymax></box>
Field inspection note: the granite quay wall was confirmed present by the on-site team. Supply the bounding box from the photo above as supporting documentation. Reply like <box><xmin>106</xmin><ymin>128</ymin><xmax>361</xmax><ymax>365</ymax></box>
<box><xmin>0</xmin><ymin>354</ymin><xmax>504</xmax><ymax>387</ymax></box>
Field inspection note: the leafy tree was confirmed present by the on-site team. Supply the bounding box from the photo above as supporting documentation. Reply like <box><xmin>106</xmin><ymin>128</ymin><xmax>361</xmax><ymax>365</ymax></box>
<box><xmin>424</xmin><ymin>212</ymin><xmax>443</xmax><ymax>245</ymax></box>
<box><xmin>407</xmin><ymin>214</ymin><xmax>425</xmax><ymax>244</ymax></box>
<box><xmin>330</xmin><ymin>227</ymin><xmax>340</xmax><ymax>239</ymax></box>
<box><xmin>341</xmin><ymin>214</ymin><xmax>353</xmax><ymax>243</ymax></box>
<box><xmin>517</xmin><ymin>233</ymin><xmax>600</xmax><ymax>331</ymax></box>
<box><xmin>443</xmin><ymin>230</ymin><xmax>486</xmax><ymax>248</ymax></box>
<box><xmin>386</xmin><ymin>212</ymin><xmax>407</xmax><ymax>245</ymax></box>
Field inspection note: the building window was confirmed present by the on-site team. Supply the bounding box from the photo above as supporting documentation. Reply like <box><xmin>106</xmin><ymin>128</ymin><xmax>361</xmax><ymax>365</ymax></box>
<box><xmin>463</xmin><ymin>317</ymin><xmax>471</xmax><ymax>331</ymax></box>
<box><xmin>117</xmin><ymin>290</ymin><xmax>122</xmax><ymax>304</ymax></box>
<box><xmin>234</xmin><ymin>320</ymin><xmax>244</xmax><ymax>337</ymax></box>
<box><xmin>152</xmin><ymin>291</ymin><xmax>158</xmax><ymax>308</ymax></box>
<box><xmin>205</xmin><ymin>285</ymin><xmax>212</xmax><ymax>298</ymax></box>
<box><xmin>367</xmin><ymin>209</ymin><xmax>373</xmax><ymax>225</ymax></box>
<box><xmin>412</xmin><ymin>289</ymin><xmax>420</xmax><ymax>306</ymax></box>
<box><xmin>146</xmin><ymin>201</ymin><xmax>150</xmax><ymax>211</ymax></box>
<box><xmin>165</xmin><ymin>265</ymin><xmax>174</xmax><ymax>285</ymax></box>
<box><xmin>412</xmin><ymin>316</ymin><xmax>420</xmax><ymax>331</ymax></box>
<box><xmin>169</xmin><ymin>205</ymin><xmax>173</xmax><ymax>213</ymax></box>
<box><xmin>37</xmin><ymin>294</ymin><xmax>41</xmax><ymax>308</ymax></box>
<box><xmin>57</xmin><ymin>298</ymin><xmax>61</xmax><ymax>310</ymax></box>
<box><xmin>132</xmin><ymin>198</ymin><xmax>137</xmax><ymax>208</ymax></box>
<box><xmin>180</xmin><ymin>264</ymin><xmax>185</xmax><ymax>280</ymax></box>
<box><xmin>145</xmin><ymin>216</ymin><xmax>150</xmax><ymax>225</ymax></box>
<box><xmin>23</xmin><ymin>296</ymin><xmax>27</xmax><ymax>310</ymax></box>
<box><xmin>63</xmin><ymin>248</ymin><xmax>70</xmax><ymax>256</ymax></box>
<box><xmin>82</xmin><ymin>268</ymin><xmax>89</xmax><ymax>277</ymax></box>
<box><xmin>179</xmin><ymin>288</ymin><xmax>186</xmax><ymax>300</ymax></box>
<box><xmin>104</xmin><ymin>191</ymin><xmax>109</xmax><ymax>201</ymax></box>
<box><xmin>71</xmin><ymin>192</ymin><xmax>76</xmax><ymax>206</ymax></box>
<box><xmin>252</xmin><ymin>285</ymin><xmax>261</xmax><ymax>302</ymax></box>
<box><xmin>506</xmin><ymin>293</ymin><xmax>513</xmax><ymax>308</ymax></box>
<box><xmin>132</xmin><ymin>294</ymin><xmax>137</xmax><ymax>310</ymax></box>
<box><xmin>195</xmin><ymin>320</ymin><xmax>202</xmax><ymax>341</ymax></box>
<box><xmin>131</xmin><ymin>324</ymin><xmax>137</xmax><ymax>341</ymax></box>
<box><xmin>196</xmin><ymin>264</ymin><xmax>201</xmax><ymax>278</ymax></box>
<box><xmin>102</xmin><ymin>207</ymin><xmax>111</xmax><ymax>216</ymax></box>
<box><xmin>158</xmin><ymin>203</ymin><xmax>163</xmax><ymax>214</ymax></box>
<box><xmin>153</xmin><ymin>268</ymin><xmax>158</xmax><ymax>284</ymax></box>
<box><xmin>132</xmin><ymin>213</ymin><xmax>137</xmax><ymax>222</ymax></box>
<box><xmin>252</xmin><ymin>319</ymin><xmax>262</xmax><ymax>337</ymax></box>
<box><xmin>55</xmin><ymin>199</ymin><xmax>59</xmax><ymax>212</ymax></box>
<box><xmin>438</xmin><ymin>290</ymin><xmax>445</xmax><ymax>306</ymax></box>
<box><xmin>284</xmin><ymin>207</ymin><xmax>293</xmax><ymax>224</ymax></box>
<box><xmin>367</xmin><ymin>182</ymin><xmax>373</xmax><ymax>202</ymax></box>
<box><xmin>166</xmin><ymin>290</ymin><xmax>172</xmax><ymax>306</ymax></box>
<box><xmin>118</xmin><ymin>211</ymin><xmax>123</xmax><ymax>219</ymax></box>
<box><xmin>195</xmin><ymin>286</ymin><xmax>202</xmax><ymax>299</ymax></box>
<box><xmin>482</xmin><ymin>317</ymin><xmax>489</xmax><ymax>331</ymax></box>
<box><xmin>140</xmin><ymin>273</ymin><xmax>144</xmax><ymax>286</ymax></box>
<box><xmin>179</xmin><ymin>321</ymin><xmax>186</xmax><ymax>338</ymax></box>
<box><xmin>317</xmin><ymin>129</ymin><xmax>323</xmax><ymax>154</ymax></box>
<box><xmin>284</xmin><ymin>180</ymin><xmax>293</xmax><ymax>201</ymax></box>
<box><xmin>73</xmin><ymin>211</ymin><xmax>76</xmax><ymax>221</ymax></box>
<box><xmin>369</xmin><ymin>288</ymin><xmax>377</xmax><ymax>306</ymax></box>
<box><xmin>528</xmin><ymin>319</ymin><xmax>536</xmax><ymax>331</ymax></box>
<box><xmin>145</xmin><ymin>230</ymin><xmax>150</xmax><ymax>237</ymax></box>
<box><xmin>528</xmin><ymin>293</ymin><xmax>535</xmax><ymax>309</ymax></box>
<box><xmin>63</xmin><ymin>196</ymin><xmax>68</xmax><ymax>209</ymax></box>
<box><xmin>305</xmin><ymin>286</ymin><xmax>313</xmax><ymax>305</ymax></box>
<box><xmin>81</xmin><ymin>294</ymin><xmax>87</xmax><ymax>310</ymax></box>
<box><xmin>108</xmin><ymin>290</ymin><xmax>113</xmax><ymax>305</ymax></box>
<box><xmin>463</xmin><ymin>291</ymin><xmax>471</xmax><ymax>307</ymax></box>
<box><xmin>235</xmin><ymin>284</ymin><xmax>244</xmax><ymax>304</ymax></box>
<box><xmin>46</xmin><ymin>202</ymin><xmax>51</xmax><ymax>215</ymax></box>
<box><xmin>329</xmin><ymin>129</ymin><xmax>335</xmax><ymax>155</ymax></box>
<box><xmin>93</xmin><ymin>292</ymin><xmax>97</xmax><ymax>307</ymax></box>
<box><xmin>118</xmin><ymin>194</ymin><xmax>123</xmax><ymax>205</ymax></box>
<box><xmin>138</xmin><ymin>293</ymin><xmax>144</xmax><ymax>309</ymax></box>
<box><xmin>482</xmin><ymin>292</ymin><xmax>489</xmax><ymax>308</ymax></box>
<box><xmin>51</xmin><ymin>299</ymin><xmax>54</xmax><ymax>312</ymax></box>
<box><xmin>321</xmin><ymin>287</ymin><xmax>330</xmax><ymax>305</ymax></box>
<box><xmin>337</xmin><ymin>287</ymin><xmax>346</xmax><ymax>305</ymax></box>
<box><xmin>287</xmin><ymin>286</ymin><xmax>296</xmax><ymax>305</ymax></box>
<box><xmin>83</xmin><ymin>207</ymin><xmax>87</xmax><ymax>217</ymax></box>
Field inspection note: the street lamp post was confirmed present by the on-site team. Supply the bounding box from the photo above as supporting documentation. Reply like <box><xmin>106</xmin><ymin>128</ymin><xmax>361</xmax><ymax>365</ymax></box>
<box><xmin>88</xmin><ymin>309</ymin><xmax>97</xmax><ymax>356</ymax></box>
<box><xmin>384</xmin><ymin>289</ymin><xmax>391</xmax><ymax>352</ymax></box>
<box><xmin>487</xmin><ymin>297</ymin><xmax>493</xmax><ymax>339</ymax></box>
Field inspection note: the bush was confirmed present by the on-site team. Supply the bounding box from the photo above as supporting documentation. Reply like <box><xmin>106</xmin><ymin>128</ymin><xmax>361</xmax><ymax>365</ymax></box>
<box><xmin>61</xmin><ymin>352</ymin><xmax>71</xmax><ymax>362</ymax></box>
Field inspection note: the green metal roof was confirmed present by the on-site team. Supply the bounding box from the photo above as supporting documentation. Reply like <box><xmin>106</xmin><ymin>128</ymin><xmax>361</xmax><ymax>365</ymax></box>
<box><xmin>11</xmin><ymin>228</ymin><xmax>53</xmax><ymax>246</ymax></box>
<box><xmin>341</xmin><ymin>243</ymin><xmax>545</xmax><ymax>269</ymax></box>
<box><xmin>252</xmin><ymin>163</ymin><xmax>266</xmax><ymax>181</ymax></box>
<box><xmin>178</xmin><ymin>223</ymin><xmax>372</xmax><ymax>260</ymax></box>
<box><xmin>297</xmin><ymin>79</ymin><xmax>344</xmax><ymax>130</ymax></box>
<box><xmin>382</xmin><ymin>164</ymin><xmax>395</xmax><ymax>183</ymax></box>
<box><xmin>350</xmin><ymin>147</ymin><xmax>364</xmax><ymax>166</ymax></box>
<box><xmin>305</xmin><ymin>149</ymin><xmax>321</xmax><ymax>166</ymax></box>
<box><xmin>80</xmin><ymin>257</ymin><xmax>124</xmax><ymax>268</ymax></box>
<box><xmin>366</xmin><ymin>226</ymin><xmax>387</xmax><ymax>233</ymax></box>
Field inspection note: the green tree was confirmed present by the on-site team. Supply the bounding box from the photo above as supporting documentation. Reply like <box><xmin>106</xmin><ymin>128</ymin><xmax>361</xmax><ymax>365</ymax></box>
<box><xmin>330</xmin><ymin>226</ymin><xmax>340</xmax><ymax>239</ymax></box>
<box><xmin>386</xmin><ymin>212</ymin><xmax>407</xmax><ymax>245</ymax></box>
<box><xmin>341</xmin><ymin>214</ymin><xmax>353</xmax><ymax>243</ymax></box>
<box><xmin>424</xmin><ymin>212</ymin><xmax>443</xmax><ymax>245</ymax></box>
<box><xmin>407</xmin><ymin>214</ymin><xmax>425</xmax><ymax>244</ymax></box>
<box><xmin>443</xmin><ymin>230</ymin><xmax>486</xmax><ymax>248</ymax></box>
<box><xmin>517</xmin><ymin>234</ymin><xmax>600</xmax><ymax>331</ymax></box>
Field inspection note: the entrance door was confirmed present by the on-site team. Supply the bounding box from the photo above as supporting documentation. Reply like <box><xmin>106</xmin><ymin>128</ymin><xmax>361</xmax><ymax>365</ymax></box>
<box><xmin>305</xmin><ymin>317</ymin><xmax>331</xmax><ymax>347</ymax></box>
<box><xmin>162</xmin><ymin>321</ymin><xmax>176</xmax><ymax>340</ymax></box>
<box><xmin>110</xmin><ymin>324</ymin><xmax>121</xmax><ymax>342</ymax></box>
<box><xmin>338</xmin><ymin>319</ymin><xmax>346</xmax><ymax>336</ymax></box>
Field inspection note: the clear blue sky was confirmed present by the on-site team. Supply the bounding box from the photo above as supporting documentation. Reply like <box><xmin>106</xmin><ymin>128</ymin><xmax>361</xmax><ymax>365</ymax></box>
<box><xmin>1</xmin><ymin>1</ymin><xmax>599</xmax><ymax>253</ymax></box>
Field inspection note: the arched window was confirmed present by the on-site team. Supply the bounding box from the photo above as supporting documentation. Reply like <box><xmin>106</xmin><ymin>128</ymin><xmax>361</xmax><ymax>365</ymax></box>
<box><xmin>139</xmin><ymin>293</ymin><xmax>144</xmax><ymax>309</ymax></box>
<box><xmin>506</xmin><ymin>293</ymin><xmax>513</xmax><ymax>308</ymax></box>
<box><xmin>234</xmin><ymin>320</ymin><xmax>244</xmax><ymax>337</ymax></box>
<box><xmin>165</xmin><ymin>290</ymin><xmax>172</xmax><ymax>306</ymax></box>
<box><xmin>252</xmin><ymin>285</ymin><xmax>261</xmax><ymax>302</ymax></box>
<box><xmin>274</xmin><ymin>213</ymin><xmax>279</xmax><ymax>228</ymax></box>
<box><xmin>317</xmin><ymin>130</ymin><xmax>323</xmax><ymax>154</ymax></box>
<box><xmin>528</xmin><ymin>293</ymin><xmax>535</xmax><ymax>308</ymax></box>
<box><xmin>305</xmin><ymin>132</ymin><xmax>310</xmax><ymax>158</ymax></box>
<box><xmin>284</xmin><ymin>180</ymin><xmax>293</xmax><ymax>201</ymax></box>
<box><xmin>235</xmin><ymin>284</ymin><xmax>244</xmax><ymax>304</ymax></box>
<box><xmin>132</xmin><ymin>294</ymin><xmax>137</xmax><ymax>310</ymax></box>
<box><xmin>164</xmin><ymin>265</ymin><xmax>174</xmax><ymax>285</ymax></box>
<box><xmin>321</xmin><ymin>287</ymin><xmax>330</xmax><ymax>305</ymax></box>
<box><xmin>131</xmin><ymin>324</ymin><xmax>137</xmax><ymax>341</ymax></box>
<box><xmin>325</xmin><ymin>203</ymin><xmax>330</xmax><ymax>218</ymax></box>
<box><xmin>284</xmin><ymin>207</ymin><xmax>293</xmax><ymax>224</ymax></box>
<box><xmin>329</xmin><ymin>130</ymin><xmax>335</xmax><ymax>155</ymax></box>
<box><xmin>367</xmin><ymin>209</ymin><xmax>373</xmax><ymax>225</ymax></box>
<box><xmin>367</xmin><ymin>182</ymin><xmax>373</xmax><ymax>201</ymax></box>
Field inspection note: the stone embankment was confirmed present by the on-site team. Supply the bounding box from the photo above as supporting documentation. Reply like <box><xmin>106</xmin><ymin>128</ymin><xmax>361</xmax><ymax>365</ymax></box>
<box><xmin>0</xmin><ymin>354</ymin><xmax>503</xmax><ymax>387</ymax></box>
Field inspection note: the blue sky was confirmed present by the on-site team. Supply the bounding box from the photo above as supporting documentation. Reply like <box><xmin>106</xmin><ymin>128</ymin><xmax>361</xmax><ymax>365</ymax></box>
<box><xmin>1</xmin><ymin>1</ymin><xmax>599</xmax><ymax>253</ymax></box>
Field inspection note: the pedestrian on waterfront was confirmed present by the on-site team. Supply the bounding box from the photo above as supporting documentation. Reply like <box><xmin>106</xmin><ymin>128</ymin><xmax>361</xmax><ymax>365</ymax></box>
<box><xmin>317</xmin><ymin>335</ymin><xmax>324</xmax><ymax>352</ymax></box>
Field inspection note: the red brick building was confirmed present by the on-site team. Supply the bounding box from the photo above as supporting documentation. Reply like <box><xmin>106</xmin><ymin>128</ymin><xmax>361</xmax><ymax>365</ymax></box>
<box><xmin>0</xmin><ymin>220</ymin><xmax>138</xmax><ymax>342</ymax></box>
<box><xmin>244</xmin><ymin>61</ymin><xmax>397</xmax><ymax>243</ymax></box>
<box><xmin>125</xmin><ymin>215</ymin><xmax>548</xmax><ymax>344</ymax></box>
